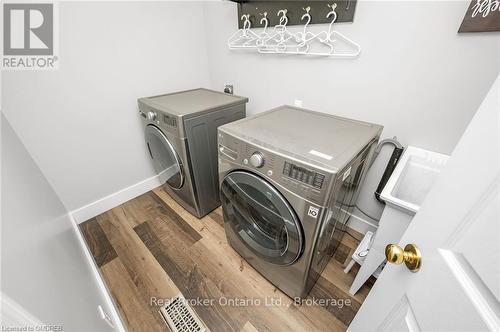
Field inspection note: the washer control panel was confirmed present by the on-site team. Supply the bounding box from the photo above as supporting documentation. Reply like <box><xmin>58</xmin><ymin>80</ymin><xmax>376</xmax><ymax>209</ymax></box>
<box><xmin>218</xmin><ymin>131</ymin><xmax>332</xmax><ymax>205</ymax></box>
<box><xmin>283</xmin><ymin>162</ymin><xmax>325</xmax><ymax>189</ymax></box>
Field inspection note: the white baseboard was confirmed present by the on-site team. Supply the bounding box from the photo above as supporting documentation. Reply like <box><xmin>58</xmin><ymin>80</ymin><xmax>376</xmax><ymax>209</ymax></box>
<box><xmin>344</xmin><ymin>210</ymin><xmax>379</xmax><ymax>235</ymax></box>
<box><xmin>1</xmin><ymin>293</ymin><xmax>43</xmax><ymax>327</ymax></box>
<box><xmin>71</xmin><ymin>174</ymin><xmax>161</xmax><ymax>224</ymax></box>
<box><xmin>69</xmin><ymin>214</ymin><xmax>126</xmax><ymax>332</ymax></box>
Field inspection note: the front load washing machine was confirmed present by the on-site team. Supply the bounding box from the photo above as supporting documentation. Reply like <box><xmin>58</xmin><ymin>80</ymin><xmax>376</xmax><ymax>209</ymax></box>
<box><xmin>218</xmin><ymin>106</ymin><xmax>382</xmax><ymax>298</ymax></box>
<box><xmin>138</xmin><ymin>88</ymin><xmax>248</xmax><ymax>218</ymax></box>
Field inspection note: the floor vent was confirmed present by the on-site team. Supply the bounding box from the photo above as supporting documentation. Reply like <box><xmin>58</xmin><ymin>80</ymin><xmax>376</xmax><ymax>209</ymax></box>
<box><xmin>159</xmin><ymin>294</ymin><xmax>207</xmax><ymax>332</ymax></box>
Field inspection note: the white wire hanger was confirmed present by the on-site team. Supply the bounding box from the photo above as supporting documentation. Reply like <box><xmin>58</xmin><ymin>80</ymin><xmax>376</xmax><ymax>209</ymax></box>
<box><xmin>316</xmin><ymin>4</ymin><xmax>361</xmax><ymax>58</ymax></box>
<box><xmin>255</xmin><ymin>12</ymin><xmax>272</xmax><ymax>48</ymax></box>
<box><xmin>295</xmin><ymin>6</ymin><xmax>315</xmax><ymax>45</ymax></box>
<box><xmin>258</xmin><ymin>9</ymin><xmax>305</xmax><ymax>54</ymax></box>
<box><xmin>227</xmin><ymin>3</ymin><xmax>361</xmax><ymax>58</ymax></box>
<box><xmin>227</xmin><ymin>14</ymin><xmax>260</xmax><ymax>49</ymax></box>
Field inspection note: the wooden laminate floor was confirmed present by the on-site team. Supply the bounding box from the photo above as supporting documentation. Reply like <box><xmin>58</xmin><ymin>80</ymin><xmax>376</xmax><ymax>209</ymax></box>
<box><xmin>79</xmin><ymin>186</ymin><xmax>374</xmax><ymax>332</ymax></box>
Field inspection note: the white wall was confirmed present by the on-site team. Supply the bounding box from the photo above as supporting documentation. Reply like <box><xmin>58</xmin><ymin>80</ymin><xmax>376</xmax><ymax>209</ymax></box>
<box><xmin>2</xmin><ymin>2</ymin><xmax>211</xmax><ymax>211</ymax></box>
<box><xmin>2</xmin><ymin>1</ymin><xmax>499</xmax><ymax>232</ymax></box>
<box><xmin>1</xmin><ymin>115</ymin><xmax>115</xmax><ymax>331</ymax></box>
<box><xmin>202</xmin><ymin>0</ymin><xmax>500</xmax><ymax>231</ymax></box>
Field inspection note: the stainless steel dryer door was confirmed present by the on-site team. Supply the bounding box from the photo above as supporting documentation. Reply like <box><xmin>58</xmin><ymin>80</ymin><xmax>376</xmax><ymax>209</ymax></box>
<box><xmin>221</xmin><ymin>171</ymin><xmax>303</xmax><ymax>265</ymax></box>
<box><xmin>145</xmin><ymin>124</ymin><xmax>184</xmax><ymax>189</ymax></box>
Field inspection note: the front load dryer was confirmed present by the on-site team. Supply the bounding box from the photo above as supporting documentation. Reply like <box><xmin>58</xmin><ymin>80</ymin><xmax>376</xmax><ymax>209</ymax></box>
<box><xmin>139</xmin><ymin>88</ymin><xmax>248</xmax><ymax>218</ymax></box>
<box><xmin>218</xmin><ymin>106</ymin><xmax>382</xmax><ymax>298</ymax></box>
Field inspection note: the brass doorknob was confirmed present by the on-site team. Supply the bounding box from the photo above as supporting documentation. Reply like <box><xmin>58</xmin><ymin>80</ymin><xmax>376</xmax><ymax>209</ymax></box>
<box><xmin>385</xmin><ymin>243</ymin><xmax>422</xmax><ymax>272</ymax></box>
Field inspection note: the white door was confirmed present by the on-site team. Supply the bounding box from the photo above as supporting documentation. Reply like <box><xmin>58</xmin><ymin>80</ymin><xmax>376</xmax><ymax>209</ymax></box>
<box><xmin>349</xmin><ymin>75</ymin><xmax>499</xmax><ymax>332</ymax></box>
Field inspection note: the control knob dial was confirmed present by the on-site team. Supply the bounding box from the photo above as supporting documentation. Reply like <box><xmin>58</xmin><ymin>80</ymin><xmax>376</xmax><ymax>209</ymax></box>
<box><xmin>147</xmin><ymin>111</ymin><xmax>157</xmax><ymax>121</ymax></box>
<box><xmin>250</xmin><ymin>152</ymin><xmax>265</xmax><ymax>168</ymax></box>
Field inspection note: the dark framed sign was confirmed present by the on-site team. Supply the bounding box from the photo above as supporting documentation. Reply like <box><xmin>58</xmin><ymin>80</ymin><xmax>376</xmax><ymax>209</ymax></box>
<box><xmin>458</xmin><ymin>0</ymin><xmax>500</xmax><ymax>32</ymax></box>
<box><xmin>232</xmin><ymin>0</ymin><xmax>357</xmax><ymax>29</ymax></box>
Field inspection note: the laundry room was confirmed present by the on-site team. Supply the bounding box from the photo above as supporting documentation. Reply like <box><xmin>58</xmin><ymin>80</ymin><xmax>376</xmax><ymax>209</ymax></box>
<box><xmin>1</xmin><ymin>1</ymin><xmax>499</xmax><ymax>331</ymax></box>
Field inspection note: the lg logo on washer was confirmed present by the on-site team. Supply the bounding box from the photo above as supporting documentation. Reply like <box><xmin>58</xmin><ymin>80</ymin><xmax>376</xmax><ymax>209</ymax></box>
<box><xmin>307</xmin><ymin>206</ymin><xmax>319</xmax><ymax>219</ymax></box>
<box><xmin>2</xmin><ymin>2</ymin><xmax>59</xmax><ymax>69</ymax></box>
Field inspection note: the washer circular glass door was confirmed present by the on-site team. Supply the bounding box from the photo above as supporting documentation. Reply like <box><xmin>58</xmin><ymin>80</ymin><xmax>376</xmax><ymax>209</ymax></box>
<box><xmin>145</xmin><ymin>124</ymin><xmax>184</xmax><ymax>189</ymax></box>
<box><xmin>221</xmin><ymin>171</ymin><xmax>303</xmax><ymax>265</ymax></box>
